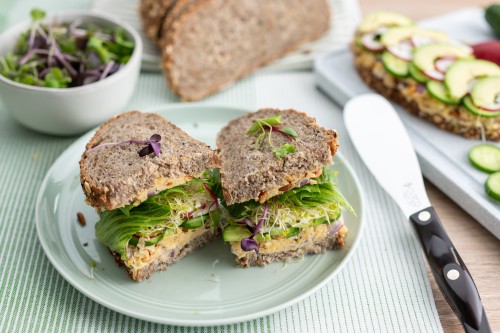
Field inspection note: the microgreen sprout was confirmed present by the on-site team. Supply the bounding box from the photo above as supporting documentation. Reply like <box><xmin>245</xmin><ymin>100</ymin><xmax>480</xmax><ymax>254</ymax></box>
<box><xmin>247</xmin><ymin>115</ymin><xmax>298</xmax><ymax>158</ymax></box>
<box><xmin>86</xmin><ymin>134</ymin><xmax>162</xmax><ymax>157</ymax></box>
<box><xmin>0</xmin><ymin>8</ymin><xmax>134</xmax><ymax>88</ymax></box>
<box><xmin>240</xmin><ymin>203</ymin><xmax>268</xmax><ymax>253</ymax></box>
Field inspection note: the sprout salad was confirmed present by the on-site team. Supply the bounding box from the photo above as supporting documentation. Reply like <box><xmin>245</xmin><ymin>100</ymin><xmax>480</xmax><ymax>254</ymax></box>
<box><xmin>0</xmin><ymin>8</ymin><xmax>135</xmax><ymax>88</ymax></box>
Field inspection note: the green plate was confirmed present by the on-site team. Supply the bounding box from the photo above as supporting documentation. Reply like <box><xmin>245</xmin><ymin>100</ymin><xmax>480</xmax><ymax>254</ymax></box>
<box><xmin>35</xmin><ymin>104</ymin><xmax>365</xmax><ymax>326</ymax></box>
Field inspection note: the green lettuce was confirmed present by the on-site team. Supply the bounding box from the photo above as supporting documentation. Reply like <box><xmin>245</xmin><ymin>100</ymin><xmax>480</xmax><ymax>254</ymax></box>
<box><xmin>95</xmin><ymin>172</ymin><xmax>220</xmax><ymax>259</ymax></box>
<box><xmin>222</xmin><ymin>167</ymin><xmax>354</xmax><ymax>240</ymax></box>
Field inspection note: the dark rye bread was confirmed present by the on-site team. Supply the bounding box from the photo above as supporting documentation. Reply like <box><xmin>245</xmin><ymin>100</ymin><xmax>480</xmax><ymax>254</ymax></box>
<box><xmin>232</xmin><ymin>224</ymin><xmax>347</xmax><ymax>268</ymax></box>
<box><xmin>352</xmin><ymin>43</ymin><xmax>500</xmax><ymax>141</ymax></box>
<box><xmin>217</xmin><ymin>108</ymin><xmax>339</xmax><ymax>205</ymax></box>
<box><xmin>80</xmin><ymin>111</ymin><xmax>217</xmax><ymax>211</ymax></box>
<box><xmin>162</xmin><ymin>0</ymin><xmax>330</xmax><ymax>101</ymax></box>
<box><xmin>139</xmin><ymin>0</ymin><xmax>176</xmax><ymax>43</ymax></box>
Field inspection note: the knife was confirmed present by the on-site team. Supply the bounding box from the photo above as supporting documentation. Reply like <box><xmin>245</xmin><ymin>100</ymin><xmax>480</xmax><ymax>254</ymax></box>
<box><xmin>343</xmin><ymin>94</ymin><xmax>491</xmax><ymax>333</ymax></box>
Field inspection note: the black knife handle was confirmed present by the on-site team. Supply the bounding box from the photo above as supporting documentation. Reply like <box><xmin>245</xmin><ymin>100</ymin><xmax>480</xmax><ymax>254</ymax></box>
<box><xmin>410</xmin><ymin>206</ymin><xmax>491</xmax><ymax>333</ymax></box>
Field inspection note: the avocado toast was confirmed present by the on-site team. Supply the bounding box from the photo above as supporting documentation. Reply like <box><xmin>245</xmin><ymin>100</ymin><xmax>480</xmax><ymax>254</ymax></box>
<box><xmin>352</xmin><ymin>12</ymin><xmax>500</xmax><ymax>141</ymax></box>
<box><xmin>80</xmin><ymin>111</ymin><xmax>220</xmax><ymax>281</ymax></box>
<box><xmin>216</xmin><ymin>109</ymin><xmax>354</xmax><ymax>267</ymax></box>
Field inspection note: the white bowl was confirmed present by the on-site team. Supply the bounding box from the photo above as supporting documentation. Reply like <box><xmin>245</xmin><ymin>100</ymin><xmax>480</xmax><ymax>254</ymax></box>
<box><xmin>0</xmin><ymin>11</ymin><xmax>142</xmax><ymax>136</ymax></box>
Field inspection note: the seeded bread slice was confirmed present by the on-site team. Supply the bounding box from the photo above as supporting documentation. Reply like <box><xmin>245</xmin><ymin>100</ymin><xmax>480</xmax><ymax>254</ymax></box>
<box><xmin>139</xmin><ymin>0</ymin><xmax>177</xmax><ymax>43</ymax></box>
<box><xmin>80</xmin><ymin>111</ymin><xmax>217</xmax><ymax>211</ymax></box>
<box><xmin>156</xmin><ymin>0</ymin><xmax>198</xmax><ymax>48</ymax></box>
<box><xmin>352</xmin><ymin>43</ymin><xmax>500</xmax><ymax>141</ymax></box>
<box><xmin>162</xmin><ymin>0</ymin><xmax>330</xmax><ymax>101</ymax></box>
<box><xmin>216</xmin><ymin>108</ymin><xmax>339</xmax><ymax>205</ymax></box>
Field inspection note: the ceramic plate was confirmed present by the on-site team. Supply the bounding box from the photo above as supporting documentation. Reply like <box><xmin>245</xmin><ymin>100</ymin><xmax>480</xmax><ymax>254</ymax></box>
<box><xmin>35</xmin><ymin>104</ymin><xmax>364</xmax><ymax>326</ymax></box>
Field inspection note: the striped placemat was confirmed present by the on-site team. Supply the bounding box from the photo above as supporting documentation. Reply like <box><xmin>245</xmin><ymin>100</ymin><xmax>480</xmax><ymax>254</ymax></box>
<box><xmin>0</xmin><ymin>0</ymin><xmax>443</xmax><ymax>332</ymax></box>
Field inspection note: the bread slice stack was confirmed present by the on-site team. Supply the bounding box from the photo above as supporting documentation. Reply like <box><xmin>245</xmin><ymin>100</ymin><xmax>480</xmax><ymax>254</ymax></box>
<box><xmin>139</xmin><ymin>0</ymin><xmax>331</xmax><ymax>100</ymax></box>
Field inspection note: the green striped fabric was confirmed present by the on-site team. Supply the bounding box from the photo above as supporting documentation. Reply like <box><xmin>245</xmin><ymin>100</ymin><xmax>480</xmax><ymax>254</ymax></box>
<box><xmin>0</xmin><ymin>1</ymin><xmax>443</xmax><ymax>332</ymax></box>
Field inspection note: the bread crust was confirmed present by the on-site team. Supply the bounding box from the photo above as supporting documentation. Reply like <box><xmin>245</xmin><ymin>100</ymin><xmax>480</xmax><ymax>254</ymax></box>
<box><xmin>139</xmin><ymin>0</ymin><xmax>177</xmax><ymax>43</ymax></box>
<box><xmin>162</xmin><ymin>0</ymin><xmax>331</xmax><ymax>101</ymax></box>
<box><xmin>79</xmin><ymin>111</ymin><xmax>217</xmax><ymax>211</ymax></box>
<box><xmin>352</xmin><ymin>43</ymin><xmax>500</xmax><ymax>141</ymax></box>
<box><xmin>217</xmin><ymin>108</ymin><xmax>338</xmax><ymax>205</ymax></box>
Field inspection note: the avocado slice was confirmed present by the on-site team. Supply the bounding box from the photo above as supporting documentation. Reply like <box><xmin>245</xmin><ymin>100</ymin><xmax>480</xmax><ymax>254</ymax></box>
<box><xmin>380</xmin><ymin>27</ymin><xmax>448</xmax><ymax>47</ymax></box>
<box><xmin>445</xmin><ymin>59</ymin><xmax>500</xmax><ymax>100</ymax></box>
<box><xmin>470</xmin><ymin>76</ymin><xmax>500</xmax><ymax>110</ymax></box>
<box><xmin>358</xmin><ymin>11</ymin><xmax>413</xmax><ymax>33</ymax></box>
<box><xmin>413</xmin><ymin>43</ymin><xmax>472</xmax><ymax>72</ymax></box>
<box><xmin>426</xmin><ymin>81</ymin><xmax>461</xmax><ymax>105</ymax></box>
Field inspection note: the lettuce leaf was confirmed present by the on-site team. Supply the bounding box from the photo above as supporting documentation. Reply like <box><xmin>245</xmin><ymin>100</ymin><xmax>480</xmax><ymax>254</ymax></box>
<box><xmin>95</xmin><ymin>172</ymin><xmax>219</xmax><ymax>259</ymax></box>
<box><xmin>222</xmin><ymin>167</ymin><xmax>354</xmax><ymax>234</ymax></box>
<box><xmin>96</xmin><ymin>197</ymin><xmax>173</xmax><ymax>258</ymax></box>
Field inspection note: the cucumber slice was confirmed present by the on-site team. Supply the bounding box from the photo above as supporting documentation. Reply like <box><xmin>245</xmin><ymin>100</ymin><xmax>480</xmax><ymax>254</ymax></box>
<box><xmin>180</xmin><ymin>215</ymin><xmax>206</xmax><ymax>229</ymax></box>
<box><xmin>426</xmin><ymin>80</ymin><xmax>461</xmax><ymax>105</ymax></box>
<box><xmin>222</xmin><ymin>225</ymin><xmax>251</xmax><ymax>242</ymax></box>
<box><xmin>469</xmin><ymin>144</ymin><xmax>500</xmax><ymax>173</ymax></box>
<box><xmin>463</xmin><ymin>96</ymin><xmax>500</xmax><ymax>118</ymax></box>
<box><xmin>485</xmin><ymin>171</ymin><xmax>500</xmax><ymax>201</ymax></box>
<box><xmin>409</xmin><ymin>62</ymin><xmax>429</xmax><ymax>83</ymax></box>
<box><xmin>381</xmin><ymin>51</ymin><xmax>410</xmax><ymax>78</ymax></box>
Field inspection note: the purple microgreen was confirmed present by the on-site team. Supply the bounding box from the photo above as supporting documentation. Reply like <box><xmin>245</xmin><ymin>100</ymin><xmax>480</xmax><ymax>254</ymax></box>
<box><xmin>99</xmin><ymin>60</ymin><xmax>115</xmax><ymax>80</ymax></box>
<box><xmin>240</xmin><ymin>238</ymin><xmax>259</xmax><ymax>253</ymax></box>
<box><xmin>53</xmin><ymin>46</ymin><xmax>77</xmax><ymax>77</ymax></box>
<box><xmin>237</xmin><ymin>218</ymin><xmax>255</xmax><ymax>233</ymax></box>
<box><xmin>240</xmin><ymin>203</ymin><xmax>268</xmax><ymax>253</ymax></box>
<box><xmin>203</xmin><ymin>184</ymin><xmax>219</xmax><ymax>209</ymax></box>
<box><xmin>253</xmin><ymin>203</ymin><xmax>268</xmax><ymax>237</ymax></box>
<box><xmin>19</xmin><ymin>49</ymin><xmax>49</xmax><ymax>65</ymax></box>
<box><xmin>86</xmin><ymin>134</ymin><xmax>162</xmax><ymax>157</ymax></box>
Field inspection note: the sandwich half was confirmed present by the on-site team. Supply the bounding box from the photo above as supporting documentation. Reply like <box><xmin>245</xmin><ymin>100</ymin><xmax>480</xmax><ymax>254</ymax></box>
<box><xmin>216</xmin><ymin>108</ymin><xmax>354</xmax><ymax>267</ymax></box>
<box><xmin>80</xmin><ymin>111</ymin><xmax>219</xmax><ymax>281</ymax></box>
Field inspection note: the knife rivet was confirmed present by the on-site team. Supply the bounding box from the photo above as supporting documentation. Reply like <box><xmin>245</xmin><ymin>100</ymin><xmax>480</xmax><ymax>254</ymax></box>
<box><xmin>447</xmin><ymin>269</ymin><xmax>460</xmax><ymax>281</ymax></box>
<box><xmin>418</xmin><ymin>211</ymin><xmax>431</xmax><ymax>222</ymax></box>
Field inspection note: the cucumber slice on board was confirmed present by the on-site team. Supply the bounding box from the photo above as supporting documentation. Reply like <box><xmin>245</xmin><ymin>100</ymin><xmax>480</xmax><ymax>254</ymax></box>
<box><xmin>463</xmin><ymin>96</ymin><xmax>500</xmax><ymax>118</ymax></box>
<box><xmin>469</xmin><ymin>144</ymin><xmax>500</xmax><ymax>173</ymax></box>
<box><xmin>485</xmin><ymin>171</ymin><xmax>500</xmax><ymax>201</ymax></box>
<box><xmin>426</xmin><ymin>80</ymin><xmax>461</xmax><ymax>105</ymax></box>
<box><xmin>381</xmin><ymin>51</ymin><xmax>410</xmax><ymax>78</ymax></box>
<box><xmin>409</xmin><ymin>62</ymin><xmax>429</xmax><ymax>83</ymax></box>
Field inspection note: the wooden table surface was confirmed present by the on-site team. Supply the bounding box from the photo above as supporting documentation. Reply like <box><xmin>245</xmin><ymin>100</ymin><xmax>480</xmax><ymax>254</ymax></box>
<box><xmin>358</xmin><ymin>1</ymin><xmax>500</xmax><ymax>332</ymax></box>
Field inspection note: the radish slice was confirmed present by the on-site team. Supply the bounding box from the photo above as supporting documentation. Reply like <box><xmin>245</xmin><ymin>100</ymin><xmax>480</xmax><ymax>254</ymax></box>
<box><xmin>479</xmin><ymin>95</ymin><xmax>500</xmax><ymax>111</ymax></box>
<box><xmin>361</xmin><ymin>32</ymin><xmax>384</xmax><ymax>51</ymax></box>
<box><xmin>387</xmin><ymin>40</ymin><xmax>413</xmax><ymax>61</ymax></box>
<box><xmin>423</xmin><ymin>69</ymin><xmax>445</xmax><ymax>81</ymax></box>
<box><xmin>479</xmin><ymin>103</ymin><xmax>500</xmax><ymax>111</ymax></box>
<box><xmin>434</xmin><ymin>57</ymin><xmax>456</xmax><ymax>73</ymax></box>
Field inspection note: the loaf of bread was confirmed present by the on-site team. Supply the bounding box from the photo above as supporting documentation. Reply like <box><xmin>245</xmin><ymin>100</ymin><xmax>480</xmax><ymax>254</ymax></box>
<box><xmin>140</xmin><ymin>0</ymin><xmax>331</xmax><ymax>100</ymax></box>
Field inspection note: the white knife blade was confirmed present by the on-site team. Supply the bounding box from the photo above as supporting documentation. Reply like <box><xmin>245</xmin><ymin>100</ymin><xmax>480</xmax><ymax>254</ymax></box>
<box><xmin>343</xmin><ymin>93</ymin><xmax>490</xmax><ymax>333</ymax></box>
<box><xmin>343</xmin><ymin>94</ymin><xmax>430</xmax><ymax>218</ymax></box>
